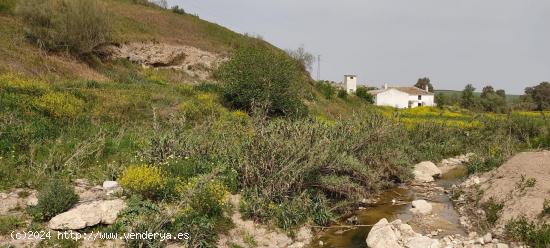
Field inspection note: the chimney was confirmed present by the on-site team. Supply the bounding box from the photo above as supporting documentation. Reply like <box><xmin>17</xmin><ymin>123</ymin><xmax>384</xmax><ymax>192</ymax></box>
<box><xmin>425</xmin><ymin>85</ymin><xmax>429</xmax><ymax>92</ymax></box>
<box><xmin>384</xmin><ymin>83</ymin><xmax>388</xmax><ymax>90</ymax></box>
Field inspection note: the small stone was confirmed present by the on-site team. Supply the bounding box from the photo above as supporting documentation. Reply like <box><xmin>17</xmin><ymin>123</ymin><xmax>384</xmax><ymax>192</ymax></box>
<box><xmin>477</xmin><ymin>237</ymin><xmax>485</xmax><ymax>244</ymax></box>
<box><xmin>495</xmin><ymin>244</ymin><xmax>509</xmax><ymax>248</ymax></box>
<box><xmin>483</xmin><ymin>233</ymin><xmax>492</xmax><ymax>243</ymax></box>
<box><xmin>410</xmin><ymin>200</ymin><xmax>432</xmax><ymax>215</ymax></box>
<box><xmin>318</xmin><ymin>241</ymin><xmax>324</xmax><ymax>246</ymax></box>
<box><xmin>468</xmin><ymin>232</ymin><xmax>477</xmax><ymax>239</ymax></box>
<box><xmin>102</xmin><ymin>181</ymin><xmax>119</xmax><ymax>190</ymax></box>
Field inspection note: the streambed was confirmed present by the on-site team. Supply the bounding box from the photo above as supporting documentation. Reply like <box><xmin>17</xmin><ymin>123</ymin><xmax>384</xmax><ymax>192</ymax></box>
<box><xmin>310</xmin><ymin>165</ymin><xmax>467</xmax><ymax>248</ymax></box>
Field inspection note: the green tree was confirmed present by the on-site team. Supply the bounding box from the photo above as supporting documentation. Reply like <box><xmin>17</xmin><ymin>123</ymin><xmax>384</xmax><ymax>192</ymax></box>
<box><xmin>481</xmin><ymin>86</ymin><xmax>495</xmax><ymax>98</ymax></box>
<box><xmin>216</xmin><ymin>45</ymin><xmax>307</xmax><ymax>117</ymax></box>
<box><xmin>461</xmin><ymin>84</ymin><xmax>476</xmax><ymax>109</ymax></box>
<box><xmin>355</xmin><ymin>87</ymin><xmax>374</xmax><ymax>103</ymax></box>
<box><xmin>414</xmin><ymin>77</ymin><xmax>434</xmax><ymax>92</ymax></box>
<box><xmin>524</xmin><ymin>82</ymin><xmax>550</xmax><ymax>110</ymax></box>
<box><xmin>496</xmin><ymin>89</ymin><xmax>506</xmax><ymax>99</ymax></box>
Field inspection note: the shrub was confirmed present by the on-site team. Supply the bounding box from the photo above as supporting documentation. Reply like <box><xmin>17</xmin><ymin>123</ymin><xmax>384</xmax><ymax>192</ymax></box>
<box><xmin>29</xmin><ymin>178</ymin><xmax>79</xmax><ymax>221</ymax></box>
<box><xmin>544</xmin><ymin>199</ymin><xmax>550</xmax><ymax>215</ymax></box>
<box><xmin>33</xmin><ymin>92</ymin><xmax>85</xmax><ymax>119</ymax></box>
<box><xmin>171</xmin><ymin>5</ymin><xmax>185</xmax><ymax>15</ymax></box>
<box><xmin>337</xmin><ymin>89</ymin><xmax>348</xmax><ymax>99</ymax></box>
<box><xmin>505</xmin><ymin>216</ymin><xmax>550</xmax><ymax>247</ymax></box>
<box><xmin>315</xmin><ymin>81</ymin><xmax>335</xmax><ymax>100</ymax></box>
<box><xmin>119</xmin><ymin>165</ymin><xmax>165</xmax><ymax>198</ymax></box>
<box><xmin>483</xmin><ymin>198</ymin><xmax>504</xmax><ymax>226</ymax></box>
<box><xmin>0</xmin><ymin>0</ymin><xmax>16</xmax><ymax>14</ymax></box>
<box><xmin>216</xmin><ymin>45</ymin><xmax>307</xmax><ymax>117</ymax></box>
<box><xmin>177</xmin><ymin>177</ymin><xmax>228</xmax><ymax>217</ymax></box>
<box><xmin>355</xmin><ymin>87</ymin><xmax>374</xmax><ymax>103</ymax></box>
<box><xmin>17</xmin><ymin>0</ymin><xmax>111</xmax><ymax>54</ymax></box>
<box><xmin>0</xmin><ymin>215</ymin><xmax>24</xmax><ymax>235</ymax></box>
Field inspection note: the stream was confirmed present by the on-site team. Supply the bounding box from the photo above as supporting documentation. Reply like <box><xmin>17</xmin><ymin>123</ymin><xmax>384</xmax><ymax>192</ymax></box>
<box><xmin>310</xmin><ymin>165</ymin><xmax>468</xmax><ymax>248</ymax></box>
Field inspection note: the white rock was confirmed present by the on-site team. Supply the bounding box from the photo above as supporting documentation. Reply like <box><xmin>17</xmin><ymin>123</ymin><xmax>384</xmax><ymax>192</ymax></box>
<box><xmin>48</xmin><ymin>199</ymin><xmax>126</xmax><ymax>230</ymax></box>
<box><xmin>410</xmin><ymin>200</ymin><xmax>432</xmax><ymax>215</ymax></box>
<box><xmin>483</xmin><ymin>233</ymin><xmax>492</xmax><ymax>243</ymax></box>
<box><xmin>413</xmin><ymin>161</ymin><xmax>442</xmax><ymax>183</ymax></box>
<box><xmin>405</xmin><ymin>236</ymin><xmax>440</xmax><ymax>248</ymax></box>
<box><xmin>26</xmin><ymin>196</ymin><xmax>38</xmax><ymax>206</ymax></box>
<box><xmin>102</xmin><ymin>181</ymin><xmax>119</xmax><ymax>190</ymax></box>
<box><xmin>366</xmin><ymin>218</ymin><xmax>402</xmax><ymax>248</ymax></box>
<box><xmin>496</xmin><ymin>244</ymin><xmax>509</xmax><ymax>248</ymax></box>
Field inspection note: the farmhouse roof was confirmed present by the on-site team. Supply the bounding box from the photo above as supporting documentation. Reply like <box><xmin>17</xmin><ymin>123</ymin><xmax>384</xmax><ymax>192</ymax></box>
<box><xmin>368</xmin><ymin>86</ymin><xmax>433</xmax><ymax>96</ymax></box>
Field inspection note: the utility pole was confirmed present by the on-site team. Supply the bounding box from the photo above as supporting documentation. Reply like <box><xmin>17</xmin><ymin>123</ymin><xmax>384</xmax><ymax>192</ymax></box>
<box><xmin>317</xmin><ymin>55</ymin><xmax>321</xmax><ymax>81</ymax></box>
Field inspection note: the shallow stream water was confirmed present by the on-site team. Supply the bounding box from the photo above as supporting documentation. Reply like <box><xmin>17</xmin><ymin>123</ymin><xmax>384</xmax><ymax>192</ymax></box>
<box><xmin>310</xmin><ymin>165</ymin><xmax>467</xmax><ymax>248</ymax></box>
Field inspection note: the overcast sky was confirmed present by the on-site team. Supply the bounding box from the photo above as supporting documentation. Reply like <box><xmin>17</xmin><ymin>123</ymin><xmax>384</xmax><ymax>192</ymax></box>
<box><xmin>167</xmin><ymin>0</ymin><xmax>549</xmax><ymax>94</ymax></box>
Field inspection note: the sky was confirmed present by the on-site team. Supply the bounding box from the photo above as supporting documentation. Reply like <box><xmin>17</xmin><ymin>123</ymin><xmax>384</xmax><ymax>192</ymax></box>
<box><xmin>167</xmin><ymin>0</ymin><xmax>549</xmax><ymax>94</ymax></box>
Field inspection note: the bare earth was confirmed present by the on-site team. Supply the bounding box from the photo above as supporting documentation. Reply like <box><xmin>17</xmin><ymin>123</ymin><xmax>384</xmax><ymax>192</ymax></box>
<box><xmin>479</xmin><ymin>151</ymin><xmax>550</xmax><ymax>225</ymax></box>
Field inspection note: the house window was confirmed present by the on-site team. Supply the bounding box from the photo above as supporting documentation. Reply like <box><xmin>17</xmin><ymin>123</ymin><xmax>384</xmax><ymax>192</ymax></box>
<box><xmin>349</xmin><ymin>76</ymin><xmax>354</xmax><ymax>79</ymax></box>
<box><xmin>418</xmin><ymin>95</ymin><xmax>421</xmax><ymax>100</ymax></box>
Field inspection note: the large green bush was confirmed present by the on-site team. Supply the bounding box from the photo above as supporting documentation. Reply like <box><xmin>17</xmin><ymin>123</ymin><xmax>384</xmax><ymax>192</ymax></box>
<box><xmin>17</xmin><ymin>0</ymin><xmax>111</xmax><ymax>54</ymax></box>
<box><xmin>30</xmin><ymin>178</ymin><xmax>79</xmax><ymax>221</ymax></box>
<box><xmin>216</xmin><ymin>45</ymin><xmax>307</xmax><ymax>117</ymax></box>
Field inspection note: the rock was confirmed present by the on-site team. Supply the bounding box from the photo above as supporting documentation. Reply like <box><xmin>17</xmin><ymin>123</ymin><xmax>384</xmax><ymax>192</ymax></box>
<box><xmin>468</xmin><ymin>232</ymin><xmax>478</xmax><ymax>239</ymax></box>
<box><xmin>410</xmin><ymin>200</ymin><xmax>432</xmax><ymax>215</ymax></box>
<box><xmin>413</xmin><ymin>161</ymin><xmax>441</xmax><ymax>182</ymax></box>
<box><xmin>48</xmin><ymin>199</ymin><xmax>126</xmax><ymax>230</ymax></box>
<box><xmin>476</xmin><ymin>237</ymin><xmax>485</xmax><ymax>244</ymax></box>
<box><xmin>405</xmin><ymin>236</ymin><xmax>440</xmax><ymax>248</ymax></box>
<box><xmin>26</xmin><ymin>195</ymin><xmax>38</xmax><ymax>206</ymax></box>
<box><xmin>496</xmin><ymin>244</ymin><xmax>509</xmax><ymax>248</ymax></box>
<box><xmin>318</xmin><ymin>241</ymin><xmax>324</xmax><ymax>246</ymax></box>
<box><xmin>483</xmin><ymin>233</ymin><xmax>492</xmax><ymax>243</ymax></box>
<box><xmin>102</xmin><ymin>181</ymin><xmax>118</xmax><ymax>190</ymax></box>
<box><xmin>366</xmin><ymin>218</ymin><xmax>401</xmax><ymax>248</ymax></box>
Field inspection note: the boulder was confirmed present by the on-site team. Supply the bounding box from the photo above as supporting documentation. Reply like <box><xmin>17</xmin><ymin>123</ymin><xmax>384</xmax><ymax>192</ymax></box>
<box><xmin>102</xmin><ymin>181</ymin><xmax>119</xmax><ymax>191</ymax></box>
<box><xmin>413</xmin><ymin>161</ymin><xmax>441</xmax><ymax>183</ymax></box>
<box><xmin>410</xmin><ymin>200</ymin><xmax>432</xmax><ymax>215</ymax></box>
<box><xmin>405</xmin><ymin>236</ymin><xmax>440</xmax><ymax>248</ymax></box>
<box><xmin>49</xmin><ymin>199</ymin><xmax>126</xmax><ymax>230</ymax></box>
<box><xmin>366</xmin><ymin>218</ymin><xmax>402</xmax><ymax>248</ymax></box>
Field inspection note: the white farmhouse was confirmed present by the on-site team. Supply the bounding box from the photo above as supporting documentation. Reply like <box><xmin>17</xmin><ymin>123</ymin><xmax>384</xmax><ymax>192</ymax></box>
<box><xmin>343</xmin><ymin>75</ymin><xmax>357</xmax><ymax>93</ymax></box>
<box><xmin>368</xmin><ymin>84</ymin><xmax>434</xmax><ymax>108</ymax></box>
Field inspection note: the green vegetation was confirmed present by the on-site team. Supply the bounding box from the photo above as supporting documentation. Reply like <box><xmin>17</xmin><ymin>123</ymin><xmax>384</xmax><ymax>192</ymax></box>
<box><xmin>216</xmin><ymin>45</ymin><xmax>307</xmax><ymax>117</ymax></box>
<box><xmin>29</xmin><ymin>178</ymin><xmax>79</xmax><ymax>221</ymax></box>
<box><xmin>17</xmin><ymin>0</ymin><xmax>111</xmax><ymax>54</ymax></box>
<box><xmin>505</xmin><ymin>216</ymin><xmax>550</xmax><ymax>248</ymax></box>
<box><xmin>119</xmin><ymin>164</ymin><xmax>165</xmax><ymax>199</ymax></box>
<box><xmin>483</xmin><ymin>198</ymin><xmax>504</xmax><ymax>226</ymax></box>
<box><xmin>0</xmin><ymin>215</ymin><xmax>24</xmax><ymax>234</ymax></box>
<box><xmin>356</xmin><ymin>87</ymin><xmax>374</xmax><ymax>103</ymax></box>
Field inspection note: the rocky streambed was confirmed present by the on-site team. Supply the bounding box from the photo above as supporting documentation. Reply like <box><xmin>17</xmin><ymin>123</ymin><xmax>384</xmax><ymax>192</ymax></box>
<box><xmin>311</xmin><ymin>153</ymin><xmax>517</xmax><ymax>248</ymax></box>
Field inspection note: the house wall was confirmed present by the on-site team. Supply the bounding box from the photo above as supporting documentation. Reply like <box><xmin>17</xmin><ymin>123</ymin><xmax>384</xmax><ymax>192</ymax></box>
<box><xmin>374</xmin><ymin>89</ymin><xmax>410</xmax><ymax>108</ymax></box>
<box><xmin>344</xmin><ymin>76</ymin><xmax>357</xmax><ymax>93</ymax></box>
<box><xmin>407</xmin><ymin>94</ymin><xmax>435</xmax><ymax>108</ymax></box>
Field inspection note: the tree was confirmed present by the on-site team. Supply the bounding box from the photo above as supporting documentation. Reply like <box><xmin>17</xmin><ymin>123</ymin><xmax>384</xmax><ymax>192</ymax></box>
<box><xmin>480</xmin><ymin>86</ymin><xmax>495</xmax><ymax>98</ymax></box>
<box><xmin>216</xmin><ymin>45</ymin><xmax>307</xmax><ymax>117</ymax></box>
<box><xmin>355</xmin><ymin>87</ymin><xmax>374</xmax><ymax>104</ymax></box>
<box><xmin>496</xmin><ymin>89</ymin><xmax>506</xmax><ymax>99</ymax></box>
<box><xmin>461</xmin><ymin>84</ymin><xmax>476</xmax><ymax>109</ymax></box>
<box><xmin>414</xmin><ymin>77</ymin><xmax>434</xmax><ymax>92</ymax></box>
<box><xmin>285</xmin><ymin>45</ymin><xmax>315</xmax><ymax>73</ymax></box>
<box><xmin>524</xmin><ymin>82</ymin><xmax>550</xmax><ymax>110</ymax></box>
